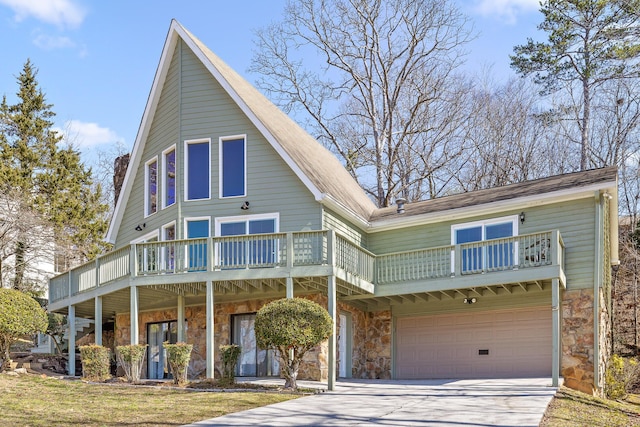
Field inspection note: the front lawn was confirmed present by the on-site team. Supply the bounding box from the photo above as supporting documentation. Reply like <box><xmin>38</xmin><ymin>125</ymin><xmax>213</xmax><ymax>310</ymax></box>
<box><xmin>0</xmin><ymin>373</ymin><xmax>299</xmax><ymax>426</ymax></box>
<box><xmin>541</xmin><ymin>386</ymin><xmax>640</xmax><ymax>426</ymax></box>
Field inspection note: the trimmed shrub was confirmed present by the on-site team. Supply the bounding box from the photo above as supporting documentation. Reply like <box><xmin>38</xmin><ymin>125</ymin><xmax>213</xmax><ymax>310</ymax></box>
<box><xmin>164</xmin><ymin>342</ymin><xmax>192</xmax><ymax>386</ymax></box>
<box><xmin>0</xmin><ymin>288</ymin><xmax>48</xmax><ymax>371</ymax></box>
<box><xmin>116</xmin><ymin>344</ymin><xmax>147</xmax><ymax>383</ymax></box>
<box><xmin>605</xmin><ymin>354</ymin><xmax>639</xmax><ymax>400</ymax></box>
<box><xmin>255</xmin><ymin>298</ymin><xmax>332</xmax><ymax>390</ymax></box>
<box><xmin>220</xmin><ymin>344</ymin><xmax>242</xmax><ymax>386</ymax></box>
<box><xmin>79</xmin><ymin>344</ymin><xmax>111</xmax><ymax>382</ymax></box>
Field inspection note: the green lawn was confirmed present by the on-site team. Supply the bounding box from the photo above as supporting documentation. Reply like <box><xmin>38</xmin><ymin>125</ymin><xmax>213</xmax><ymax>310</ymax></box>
<box><xmin>541</xmin><ymin>386</ymin><xmax>640</xmax><ymax>426</ymax></box>
<box><xmin>0</xmin><ymin>374</ymin><xmax>299</xmax><ymax>427</ymax></box>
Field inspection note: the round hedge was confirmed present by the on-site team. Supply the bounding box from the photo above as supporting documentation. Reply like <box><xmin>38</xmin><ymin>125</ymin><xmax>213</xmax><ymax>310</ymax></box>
<box><xmin>255</xmin><ymin>298</ymin><xmax>332</xmax><ymax>351</ymax></box>
<box><xmin>0</xmin><ymin>288</ymin><xmax>48</xmax><ymax>338</ymax></box>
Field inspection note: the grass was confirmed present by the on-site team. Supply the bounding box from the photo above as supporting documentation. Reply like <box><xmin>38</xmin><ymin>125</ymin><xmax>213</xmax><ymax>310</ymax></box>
<box><xmin>541</xmin><ymin>386</ymin><xmax>640</xmax><ymax>426</ymax></box>
<box><xmin>0</xmin><ymin>374</ymin><xmax>300</xmax><ymax>426</ymax></box>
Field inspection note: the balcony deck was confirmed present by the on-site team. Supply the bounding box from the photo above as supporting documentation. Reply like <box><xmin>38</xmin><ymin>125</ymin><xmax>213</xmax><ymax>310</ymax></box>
<box><xmin>49</xmin><ymin>230</ymin><xmax>564</xmax><ymax>315</ymax></box>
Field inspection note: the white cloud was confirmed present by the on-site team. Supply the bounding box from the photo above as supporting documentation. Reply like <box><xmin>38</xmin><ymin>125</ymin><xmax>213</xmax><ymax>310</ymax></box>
<box><xmin>0</xmin><ymin>0</ymin><xmax>86</xmax><ymax>28</ymax></box>
<box><xmin>33</xmin><ymin>33</ymin><xmax>75</xmax><ymax>50</ymax></box>
<box><xmin>56</xmin><ymin>120</ymin><xmax>124</xmax><ymax>149</ymax></box>
<box><xmin>472</xmin><ymin>0</ymin><xmax>540</xmax><ymax>24</ymax></box>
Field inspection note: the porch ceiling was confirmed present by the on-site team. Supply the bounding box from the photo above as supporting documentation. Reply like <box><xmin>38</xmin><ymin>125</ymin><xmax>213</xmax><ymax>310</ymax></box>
<box><xmin>52</xmin><ymin>276</ymin><xmax>370</xmax><ymax>323</ymax></box>
<box><xmin>341</xmin><ymin>279</ymin><xmax>553</xmax><ymax>312</ymax></box>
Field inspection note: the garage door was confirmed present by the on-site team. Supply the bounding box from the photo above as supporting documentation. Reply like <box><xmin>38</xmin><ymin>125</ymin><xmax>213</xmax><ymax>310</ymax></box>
<box><xmin>396</xmin><ymin>306</ymin><xmax>551</xmax><ymax>379</ymax></box>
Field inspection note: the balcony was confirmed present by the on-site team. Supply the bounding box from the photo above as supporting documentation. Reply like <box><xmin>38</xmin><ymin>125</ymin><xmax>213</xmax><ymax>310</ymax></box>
<box><xmin>49</xmin><ymin>230</ymin><xmax>564</xmax><ymax>307</ymax></box>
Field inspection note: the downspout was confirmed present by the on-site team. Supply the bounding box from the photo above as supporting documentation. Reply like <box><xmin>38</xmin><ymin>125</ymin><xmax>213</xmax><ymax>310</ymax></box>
<box><xmin>593</xmin><ymin>191</ymin><xmax>603</xmax><ymax>391</ymax></box>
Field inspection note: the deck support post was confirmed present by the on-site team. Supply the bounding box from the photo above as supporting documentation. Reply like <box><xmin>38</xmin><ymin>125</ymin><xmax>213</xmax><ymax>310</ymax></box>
<box><xmin>177</xmin><ymin>295</ymin><xmax>185</xmax><ymax>342</ymax></box>
<box><xmin>130</xmin><ymin>285</ymin><xmax>139</xmax><ymax>345</ymax></box>
<box><xmin>206</xmin><ymin>280</ymin><xmax>215</xmax><ymax>378</ymax></box>
<box><xmin>552</xmin><ymin>278</ymin><xmax>561</xmax><ymax>387</ymax></box>
<box><xmin>327</xmin><ymin>230</ymin><xmax>337</xmax><ymax>391</ymax></box>
<box><xmin>94</xmin><ymin>296</ymin><xmax>102</xmax><ymax>346</ymax></box>
<box><xmin>68</xmin><ymin>304</ymin><xmax>76</xmax><ymax>376</ymax></box>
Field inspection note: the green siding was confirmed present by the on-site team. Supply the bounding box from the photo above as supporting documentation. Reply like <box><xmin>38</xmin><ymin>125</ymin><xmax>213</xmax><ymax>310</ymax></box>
<box><xmin>323</xmin><ymin>209</ymin><xmax>368</xmax><ymax>247</ymax></box>
<box><xmin>369</xmin><ymin>198</ymin><xmax>597</xmax><ymax>290</ymax></box>
<box><xmin>115</xmin><ymin>40</ymin><xmax>321</xmax><ymax>248</ymax></box>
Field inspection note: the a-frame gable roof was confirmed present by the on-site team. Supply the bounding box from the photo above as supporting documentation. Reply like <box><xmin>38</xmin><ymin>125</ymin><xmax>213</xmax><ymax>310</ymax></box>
<box><xmin>107</xmin><ymin>20</ymin><xmax>376</xmax><ymax>243</ymax></box>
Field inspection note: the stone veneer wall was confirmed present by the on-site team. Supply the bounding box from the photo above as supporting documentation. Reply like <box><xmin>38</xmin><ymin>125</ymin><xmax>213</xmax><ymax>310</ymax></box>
<box><xmin>114</xmin><ymin>294</ymin><xmax>391</xmax><ymax>381</ymax></box>
<box><xmin>561</xmin><ymin>288</ymin><xmax>596</xmax><ymax>394</ymax></box>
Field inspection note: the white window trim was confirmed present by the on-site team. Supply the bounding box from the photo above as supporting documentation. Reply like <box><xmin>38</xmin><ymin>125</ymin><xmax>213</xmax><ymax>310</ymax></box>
<box><xmin>184</xmin><ymin>216</ymin><xmax>211</xmax><ymax>239</ymax></box>
<box><xmin>184</xmin><ymin>138</ymin><xmax>211</xmax><ymax>202</ymax></box>
<box><xmin>162</xmin><ymin>145</ymin><xmax>177</xmax><ymax>209</ymax></box>
<box><xmin>218</xmin><ymin>134</ymin><xmax>247</xmax><ymax>199</ymax></box>
<box><xmin>214</xmin><ymin>212</ymin><xmax>280</xmax><ymax>236</ymax></box>
<box><xmin>450</xmin><ymin>215</ymin><xmax>519</xmax><ymax>273</ymax></box>
<box><xmin>162</xmin><ymin>221</ymin><xmax>176</xmax><ymax>240</ymax></box>
<box><xmin>450</xmin><ymin>215</ymin><xmax>519</xmax><ymax>244</ymax></box>
<box><xmin>144</xmin><ymin>156</ymin><xmax>159</xmax><ymax>218</ymax></box>
<box><xmin>131</xmin><ymin>229</ymin><xmax>160</xmax><ymax>244</ymax></box>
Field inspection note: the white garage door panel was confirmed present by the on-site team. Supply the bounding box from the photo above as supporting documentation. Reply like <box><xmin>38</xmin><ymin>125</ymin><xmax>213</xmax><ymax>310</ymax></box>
<box><xmin>396</xmin><ymin>307</ymin><xmax>551</xmax><ymax>379</ymax></box>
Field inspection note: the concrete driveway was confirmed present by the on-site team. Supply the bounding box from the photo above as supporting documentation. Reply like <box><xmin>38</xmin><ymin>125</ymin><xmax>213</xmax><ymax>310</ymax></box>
<box><xmin>185</xmin><ymin>378</ymin><xmax>558</xmax><ymax>426</ymax></box>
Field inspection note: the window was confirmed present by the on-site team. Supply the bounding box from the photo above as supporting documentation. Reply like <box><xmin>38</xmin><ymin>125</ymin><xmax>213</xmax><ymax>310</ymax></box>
<box><xmin>451</xmin><ymin>216</ymin><xmax>518</xmax><ymax>273</ymax></box>
<box><xmin>185</xmin><ymin>217</ymin><xmax>210</xmax><ymax>271</ymax></box>
<box><xmin>184</xmin><ymin>139</ymin><xmax>210</xmax><ymax>201</ymax></box>
<box><xmin>145</xmin><ymin>157</ymin><xmax>158</xmax><ymax>216</ymax></box>
<box><xmin>232</xmin><ymin>314</ymin><xmax>279</xmax><ymax>377</ymax></box>
<box><xmin>215</xmin><ymin>214</ymin><xmax>279</xmax><ymax>268</ymax></box>
<box><xmin>162</xmin><ymin>222</ymin><xmax>176</xmax><ymax>272</ymax></box>
<box><xmin>163</xmin><ymin>146</ymin><xmax>176</xmax><ymax>208</ymax></box>
<box><xmin>133</xmin><ymin>230</ymin><xmax>160</xmax><ymax>273</ymax></box>
<box><xmin>219</xmin><ymin>136</ymin><xmax>246</xmax><ymax>198</ymax></box>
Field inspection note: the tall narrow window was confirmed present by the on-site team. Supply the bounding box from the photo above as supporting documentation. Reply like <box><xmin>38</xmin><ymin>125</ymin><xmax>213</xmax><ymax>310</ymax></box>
<box><xmin>186</xmin><ymin>218</ymin><xmax>210</xmax><ymax>271</ymax></box>
<box><xmin>220</xmin><ymin>136</ymin><xmax>246</xmax><ymax>198</ymax></box>
<box><xmin>185</xmin><ymin>139</ymin><xmax>210</xmax><ymax>201</ymax></box>
<box><xmin>162</xmin><ymin>222</ymin><xmax>176</xmax><ymax>272</ymax></box>
<box><xmin>145</xmin><ymin>158</ymin><xmax>158</xmax><ymax>216</ymax></box>
<box><xmin>163</xmin><ymin>147</ymin><xmax>176</xmax><ymax>208</ymax></box>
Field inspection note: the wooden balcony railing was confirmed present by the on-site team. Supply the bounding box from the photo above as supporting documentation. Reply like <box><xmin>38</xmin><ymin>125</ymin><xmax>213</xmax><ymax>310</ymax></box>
<box><xmin>49</xmin><ymin>230</ymin><xmax>564</xmax><ymax>303</ymax></box>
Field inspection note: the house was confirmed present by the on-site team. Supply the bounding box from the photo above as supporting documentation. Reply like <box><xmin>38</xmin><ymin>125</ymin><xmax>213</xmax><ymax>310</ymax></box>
<box><xmin>48</xmin><ymin>20</ymin><xmax>618</xmax><ymax>395</ymax></box>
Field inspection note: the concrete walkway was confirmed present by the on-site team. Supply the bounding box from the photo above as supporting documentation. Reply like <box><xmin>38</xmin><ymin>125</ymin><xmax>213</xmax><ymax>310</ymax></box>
<box><xmin>184</xmin><ymin>378</ymin><xmax>558</xmax><ymax>427</ymax></box>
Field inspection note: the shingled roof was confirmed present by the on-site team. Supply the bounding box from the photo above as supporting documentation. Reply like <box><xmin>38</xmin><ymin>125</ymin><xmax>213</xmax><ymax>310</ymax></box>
<box><xmin>371</xmin><ymin>166</ymin><xmax>618</xmax><ymax>223</ymax></box>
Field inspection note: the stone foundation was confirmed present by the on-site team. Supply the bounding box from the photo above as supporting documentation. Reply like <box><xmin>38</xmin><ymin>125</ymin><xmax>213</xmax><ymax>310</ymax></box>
<box><xmin>561</xmin><ymin>288</ymin><xmax>596</xmax><ymax>394</ymax></box>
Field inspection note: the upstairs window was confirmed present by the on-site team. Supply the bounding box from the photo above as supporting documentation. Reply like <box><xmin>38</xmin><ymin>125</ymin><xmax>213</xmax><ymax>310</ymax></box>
<box><xmin>145</xmin><ymin>157</ymin><xmax>158</xmax><ymax>216</ymax></box>
<box><xmin>220</xmin><ymin>136</ymin><xmax>246</xmax><ymax>198</ymax></box>
<box><xmin>185</xmin><ymin>139</ymin><xmax>210</xmax><ymax>201</ymax></box>
<box><xmin>451</xmin><ymin>216</ymin><xmax>518</xmax><ymax>273</ymax></box>
<box><xmin>163</xmin><ymin>146</ymin><xmax>176</xmax><ymax>208</ymax></box>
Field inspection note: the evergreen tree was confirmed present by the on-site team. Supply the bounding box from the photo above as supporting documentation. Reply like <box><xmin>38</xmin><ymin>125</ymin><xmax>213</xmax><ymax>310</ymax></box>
<box><xmin>511</xmin><ymin>0</ymin><xmax>640</xmax><ymax>170</ymax></box>
<box><xmin>0</xmin><ymin>60</ymin><xmax>109</xmax><ymax>292</ymax></box>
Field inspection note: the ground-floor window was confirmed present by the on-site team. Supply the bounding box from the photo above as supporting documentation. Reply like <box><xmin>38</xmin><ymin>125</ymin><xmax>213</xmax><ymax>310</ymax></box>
<box><xmin>147</xmin><ymin>321</ymin><xmax>180</xmax><ymax>379</ymax></box>
<box><xmin>232</xmin><ymin>313</ymin><xmax>279</xmax><ymax>377</ymax></box>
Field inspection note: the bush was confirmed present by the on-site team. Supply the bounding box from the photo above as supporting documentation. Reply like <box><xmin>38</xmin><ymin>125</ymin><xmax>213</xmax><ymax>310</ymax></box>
<box><xmin>116</xmin><ymin>344</ymin><xmax>147</xmax><ymax>383</ymax></box>
<box><xmin>605</xmin><ymin>354</ymin><xmax>639</xmax><ymax>400</ymax></box>
<box><xmin>220</xmin><ymin>344</ymin><xmax>242</xmax><ymax>386</ymax></box>
<box><xmin>255</xmin><ymin>298</ymin><xmax>332</xmax><ymax>390</ymax></box>
<box><xmin>79</xmin><ymin>344</ymin><xmax>111</xmax><ymax>382</ymax></box>
<box><xmin>163</xmin><ymin>342</ymin><xmax>192</xmax><ymax>386</ymax></box>
<box><xmin>0</xmin><ymin>288</ymin><xmax>48</xmax><ymax>371</ymax></box>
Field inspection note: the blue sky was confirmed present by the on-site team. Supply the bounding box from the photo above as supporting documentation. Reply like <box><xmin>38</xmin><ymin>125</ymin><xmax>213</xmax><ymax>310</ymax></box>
<box><xmin>0</xmin><ymin>0</ymin><xmax>542</xmax><ymax>168</ymax></box>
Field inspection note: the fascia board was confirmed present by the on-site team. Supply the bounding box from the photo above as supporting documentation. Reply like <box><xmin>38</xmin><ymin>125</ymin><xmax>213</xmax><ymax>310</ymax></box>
<box><xmin>106</xmin><ymin>23</ymin><xmax>182</xmax><ymax>244</ymax></box>
<box><xmin>174</xmin><ymin>24</ymin><xmax>324</xmax><ymax>202</ymax></box>
<box><xmin>368</xmin><ymin>180</ymin><xmax>618</xmax><ymax>233</ymax></box>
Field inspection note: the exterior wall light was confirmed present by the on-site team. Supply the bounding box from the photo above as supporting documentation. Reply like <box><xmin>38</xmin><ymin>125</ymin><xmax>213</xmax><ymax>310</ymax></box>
<box><xmin>463</xmin><ymin>298</ymin><xmax>477</xmax><ymax>304</ymax></box>
<box><xmin>241</xmin><ymin>201</ymin><xmax>250</xmax><ymax>210</ymax></box>
<box><xmin>519</xmin><ymin>212</ymin><xmax>526</xmax><ymax>223</ymax></box>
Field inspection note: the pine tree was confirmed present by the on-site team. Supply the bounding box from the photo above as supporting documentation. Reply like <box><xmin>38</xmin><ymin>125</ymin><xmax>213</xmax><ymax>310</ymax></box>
<box><xmin>0</xmin><ymin>60</ymin><xmax>109</xmax><ymax>293</ymax></box>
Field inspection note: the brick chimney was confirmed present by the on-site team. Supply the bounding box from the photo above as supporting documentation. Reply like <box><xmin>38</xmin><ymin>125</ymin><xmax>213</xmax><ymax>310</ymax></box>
<box><xmin>113</xmin><ymin>153</ymin><xmax>130</xmax><ymax>206</ymax></box>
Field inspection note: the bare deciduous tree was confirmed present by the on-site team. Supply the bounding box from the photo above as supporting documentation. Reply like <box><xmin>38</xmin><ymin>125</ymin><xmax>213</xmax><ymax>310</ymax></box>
<box><xmin>250</xmin><ymin>0</ymin><xmax>474</xmax><ymax>206</ymax></box>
